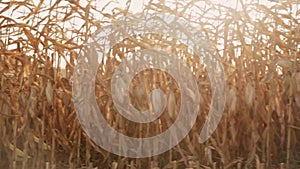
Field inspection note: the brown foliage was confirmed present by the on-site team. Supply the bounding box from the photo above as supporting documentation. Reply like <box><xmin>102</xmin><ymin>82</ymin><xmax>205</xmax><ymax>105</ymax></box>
<box><xmin>0</xmin><ymin>0</ymin><xmax>299</xmax><ymax>168</ymax></box>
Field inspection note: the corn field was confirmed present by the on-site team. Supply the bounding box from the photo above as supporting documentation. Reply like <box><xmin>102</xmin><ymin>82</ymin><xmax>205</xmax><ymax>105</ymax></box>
<box><xmin>0</xmin><ymin>0</ymin><xmax>300</xmax><ymax>168</ymax></box>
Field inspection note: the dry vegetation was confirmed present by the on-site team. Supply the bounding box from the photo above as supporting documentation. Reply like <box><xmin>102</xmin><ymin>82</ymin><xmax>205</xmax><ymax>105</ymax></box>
<box><xmin>0</xmin><ymin>0</ymin><xmax>300</xmax><ymax>168</ymax></box>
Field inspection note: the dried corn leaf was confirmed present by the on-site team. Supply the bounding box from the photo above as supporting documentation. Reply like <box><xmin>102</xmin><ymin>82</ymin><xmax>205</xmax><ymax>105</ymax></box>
<box><xmin>45</xmin><ymin>81</ymin><xmax>53</xmax><ymax>105</ymax></box>
<box><xmin>167</xmin><ymin>90</ymin><xmax>177</xmax><ymax>120</ymax></box>
<box><xmin>245</xmin><ymin>82</ymin><xmax>255</xmax><ymax>107</ymax></box>
<box><xmin>227</xmin><ymin>87</ymin><xmax>237</xmax><ymax>114</ymax></box>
